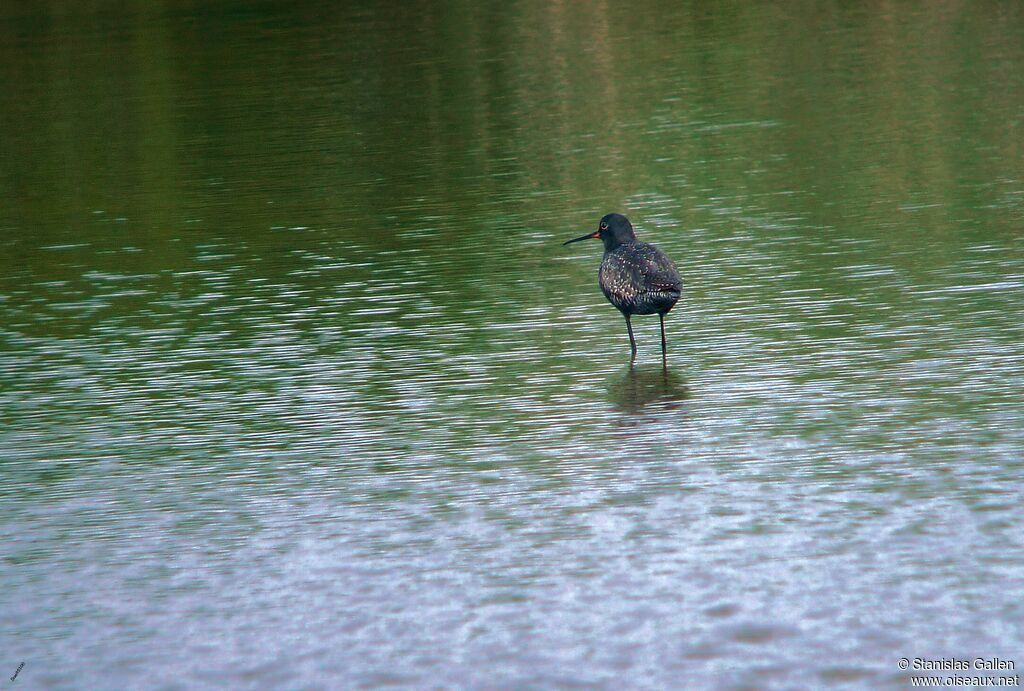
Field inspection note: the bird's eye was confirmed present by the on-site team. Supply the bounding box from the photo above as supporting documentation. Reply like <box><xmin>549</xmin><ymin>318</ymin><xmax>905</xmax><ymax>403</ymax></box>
<box><xmin>600</xmin><ymin>222</ymin><xmax>608</xmax><ymax>231</ymax></box>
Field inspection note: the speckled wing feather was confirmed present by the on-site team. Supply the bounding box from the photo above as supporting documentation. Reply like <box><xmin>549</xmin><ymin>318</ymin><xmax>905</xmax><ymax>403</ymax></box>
<box><xmin>636</xmin><ymin>242</ymin><xmax>681</xmax><ymax>292</ymax></box>
<box><xmin>599</xmin><ymin>242</ymin><xmax>681</xmax><ymax>315</ymax></box>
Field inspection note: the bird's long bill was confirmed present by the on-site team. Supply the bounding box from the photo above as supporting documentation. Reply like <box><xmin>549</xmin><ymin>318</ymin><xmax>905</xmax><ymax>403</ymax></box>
<box><xmin>562</xmin><ymin>231</ymin><xmax>600</xmax><ymax>246</ymax></box>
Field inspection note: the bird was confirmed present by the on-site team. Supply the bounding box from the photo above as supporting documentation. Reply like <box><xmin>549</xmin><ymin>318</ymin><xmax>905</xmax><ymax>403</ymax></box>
<box><xmin>564</xmin><ymin>213</ymin><xmax>682</xmax><ymax>359</ymax></box>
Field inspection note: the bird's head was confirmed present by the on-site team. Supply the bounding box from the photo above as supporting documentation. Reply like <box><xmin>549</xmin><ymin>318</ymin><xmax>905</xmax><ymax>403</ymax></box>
<box><xmin>563</xmin><ymin>213</ymin><xmax>637</xmax><ymax>251</ymax></box>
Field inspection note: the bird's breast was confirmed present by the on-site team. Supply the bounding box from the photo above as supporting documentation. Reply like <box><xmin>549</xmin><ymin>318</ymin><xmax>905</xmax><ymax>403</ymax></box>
<box><xmin>598</xmin><ymin>256</ymin><xmax>642</xmax><ymax>309</ymax></box>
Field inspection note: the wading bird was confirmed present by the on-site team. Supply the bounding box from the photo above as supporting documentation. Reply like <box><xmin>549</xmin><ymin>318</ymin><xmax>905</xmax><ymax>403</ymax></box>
<box><xmin>564</xmin><ymin>213</ymin><xmax>681</xmax><ymax>359</ymax></box>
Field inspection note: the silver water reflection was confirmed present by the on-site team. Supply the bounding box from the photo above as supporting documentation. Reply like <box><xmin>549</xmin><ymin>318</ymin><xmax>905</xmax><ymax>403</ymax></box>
<box><xmin>3</xmin><ymin>1</ymin><xmax>1024</xmax><ymax>689</ymax></box>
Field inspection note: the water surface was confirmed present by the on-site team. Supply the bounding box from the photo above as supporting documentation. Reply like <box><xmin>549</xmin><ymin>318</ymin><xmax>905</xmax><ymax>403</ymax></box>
<box><xmin>2</xmin><ymin>1</ymin><xmax>1024</xmax><ymax>688</ymax></box>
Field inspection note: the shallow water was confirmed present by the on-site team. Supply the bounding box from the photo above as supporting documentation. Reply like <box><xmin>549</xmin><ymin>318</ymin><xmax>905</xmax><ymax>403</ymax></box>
<box><xmin>2</xmin><ymin>1</ymin><xmax>1024</xmax><ymax>688</ymax></box>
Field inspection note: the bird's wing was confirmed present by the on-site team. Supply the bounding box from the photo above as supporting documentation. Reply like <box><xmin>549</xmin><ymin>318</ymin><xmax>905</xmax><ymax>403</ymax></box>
<box><xmin>638</xmin><ymin>245</ymin><xmax>681</xmax><ymax>291</ymax></box>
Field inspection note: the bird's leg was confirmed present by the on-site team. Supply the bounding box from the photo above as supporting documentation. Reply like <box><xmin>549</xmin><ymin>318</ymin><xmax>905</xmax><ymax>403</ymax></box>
<box><xmin>659</xmin><ymin>313</ymin><xmax>668</xmax><ymax>357</ymax></box>
<box><xmin>625</xmin><ymin>314</ymin><xmax>637</xmax><ymax>359</ymax></box>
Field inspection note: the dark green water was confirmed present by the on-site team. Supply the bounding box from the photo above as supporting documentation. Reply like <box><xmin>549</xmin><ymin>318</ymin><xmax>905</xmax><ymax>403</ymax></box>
<box><xmin>3</xmin><ymin>2</ymin><xmax>1024</xmax><ymax>688</ymax></box>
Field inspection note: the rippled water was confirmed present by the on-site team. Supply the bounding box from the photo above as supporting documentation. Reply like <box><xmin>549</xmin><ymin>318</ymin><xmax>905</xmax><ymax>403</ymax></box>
<box><xmin>3</xmin><ymin>1</ymin><xmax>1024</xmax><ymax>688</ymax></box>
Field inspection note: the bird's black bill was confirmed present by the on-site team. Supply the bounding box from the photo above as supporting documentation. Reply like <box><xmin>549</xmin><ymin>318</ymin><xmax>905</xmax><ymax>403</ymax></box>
<box><xmin>562</xmin><ymin>231</ymin><xmax>600</xmax><ymax>246</ymax></box>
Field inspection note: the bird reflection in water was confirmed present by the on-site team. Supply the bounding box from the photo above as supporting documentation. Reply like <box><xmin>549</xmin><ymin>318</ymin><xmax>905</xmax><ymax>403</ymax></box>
<box><xmin>606</xmin><ymin>362</ymin><xmax>690</xmax><ymax>418</ymax></box>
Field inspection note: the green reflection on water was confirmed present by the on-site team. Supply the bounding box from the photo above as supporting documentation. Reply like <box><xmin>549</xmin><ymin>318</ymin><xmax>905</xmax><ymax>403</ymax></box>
<box><xmin>3</xmin><ymin>1</ymin><xmax>1024</xmax><ymax>687</ymax></box>
<box><xmin>0</xmin><ymin>0</ymin><xmax>1020</xmax><ymax>468</ymax></box>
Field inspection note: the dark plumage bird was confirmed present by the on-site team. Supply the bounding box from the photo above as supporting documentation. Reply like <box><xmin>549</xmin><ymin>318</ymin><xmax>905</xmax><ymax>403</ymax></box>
<box><xmin>564</xmin><ymin>213</ymin><xmax>682</xmax><ymax>358</ymax></box>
